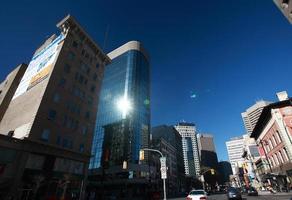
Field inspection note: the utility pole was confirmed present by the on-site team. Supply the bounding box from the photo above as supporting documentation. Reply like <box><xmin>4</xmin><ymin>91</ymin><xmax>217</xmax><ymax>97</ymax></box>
<box><xmin>259</xmin><ymin>140</ymin><xmax>273</xmax><ymax>173</ymax></box>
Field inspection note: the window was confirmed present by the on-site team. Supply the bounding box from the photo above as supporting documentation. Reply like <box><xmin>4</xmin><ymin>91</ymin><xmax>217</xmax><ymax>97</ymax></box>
<box><xmin>272</xmin><ymin>135</ymin><xmax>277</xmax><ymax>146</ymax></box>
<box><xmin>278</xmin><ymin>151</ymin><xmax>284</xmax><ymax>164</ymax></box>
<box><xmin>87</xmin><ymin>96</ymin><xmax>93</xmax><ymax>105</ymax></box>
<box><xmin>41</xmin><ymin>129</ymin><xmax>50</xmax><ymax>141</ymax></box>
<box><xmin>283</xmin><ymin>0</ymin><xmax>290</xmax><ymax>4</ymax></box>
<box><xmin>79</xmin><ymin>144</ymin><xmax>85</xmax><ymax>153</ymax></box>
<box><xmin>269</xmin><ymin>139</ymin><xmax>273</xmax><ymax>149</ymax></box>
<box><xmin>63</xmin><ymin>114</ymin><xmax>68</xmax><ymax>127</ymax></box>
<box><xmin>96</xmin><ymin>63</ymin><xmax>99</xmax><ymax>69</ymax></box>
<box><xmin>72</xmin><ymin>41</ymin><xmax>78</xmax><ymax>48</ymax></box>
<box><xmin>48</xmin><ymin>109</ymin><xmax>57</xmax><ymax>120</ymax></box>
<box><xmin>274</xmin><ymin>154</ymin><xmax>279</xmax><ymax>166</ymax></box>
<box><xmin>68</xmin><ymin>139</ymin><xmax>73</xmax><ymax>149</ymax></box>
<box><xmin>86</xmin><ymin>68</ymin><xmax>90</xmax><ymax>75</ymax></box>
<box><xmin>283</xmin><ymin>148</ymin><xmax>289</xmax><ymax>162</ymax></box>
<box><xmin>276</xmin><ymin>131</ymin><xmax>282</xmax><ymax>143</ymax></box>
<box><xmin>90</xmin><ymin>85</ymin><xmax>96</xmax><ymax>93</ymax></box>
<box><xmin>67</xmin><ymin>117</ymin><xmax>74</xmax><ymax>129</ymax></box>
<box><xmin>62</xmin><ymin>139</ymin><xmax>68</xmax><ymax>148</ymax></box>
<box><xmin>270</xmin><ymin>156</ymin><xmax>275</xmax><ymax>167</ymax></box>
<box><xmin>81</xmin><ymin>125</ymin><xmax>88</xmax><ymax>135</ymax></box>
<box><xmin>85</xmin><ymin>111</ymin><xmax>90</xmax><ymax>119</ymax></box>
<box><xmin>268</xmin><ymin>158</ymin><xmax>273</xmax><ymax>167</ymax></box>
<box><xmin>93</xmin><ymin>73</ymin><xmax>97</xmax><ymax>81</ymax></box>
<box><xmin>58</xmin><ymin>78</ymin><xmax>66</xmax><ymax>87</ymax></box>
<box><xmin>80</xmin><ymin>62</ymin><xmax>90</xmax><ymax>74</ymax></box>
<box><xmin>68</xmin><ymin>51</ymin><xmax>75</xmax><ymax>60</ymax></box>
<box><xmin>56</xmin><ymin>135</ymin><xmax>61</xmax><ymax>145</ymax></box>
<box><xmin>53</xmin><ymin>93</ymin><xmax>60</xmax><ymax>103</ymax></box>
<box><xmin>67</xmin><ymin>102</ymin><xmax>81</xmax><ymax>115</ymax></box>
<box><xmin>265</xmin><ymin>144</ymin><xmax>270</xmax><ymax>152</ymax></box>
<box><xmin>72</xmin><ymin>86</ymin><xmax>85</xmax><ymax>99</ymax></box>
<box><xmin>78</xmin><ymin>74</ymin><xmax>84</xmax><ymax>84</ymax></box>
<box><xmin>64</xmin><ymin>64</ymin><xmax>71</xmax><ymax>73</ymax></box>
<box><xmin>74</xmin><ymin>120</ymin><xmax>79</xmax><ymax>130</ymax></box>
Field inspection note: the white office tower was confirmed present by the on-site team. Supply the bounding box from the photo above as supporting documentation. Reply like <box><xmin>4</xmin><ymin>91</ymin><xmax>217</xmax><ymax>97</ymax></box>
<box><xmin>241</xmin><ymin>100</ymin><xmax>271</xmax><ymax>135</ymax></box>
<box><xmin>226</xmin><ymin>135</ymin><xmax>246</xmax><ymax>175</ymax></box>
<box><xmin>175</xmin><ymin>122</ymin><xmax>200</xmax><ymax>176</ymax></box>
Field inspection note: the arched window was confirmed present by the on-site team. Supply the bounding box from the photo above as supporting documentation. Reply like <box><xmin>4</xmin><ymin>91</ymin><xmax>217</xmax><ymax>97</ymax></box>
<box><xmin>276</xmin><ymin>131</ymin><xmax>282</xmax><ymax>143</ymax></box>
<box><xmin>272</xmin><ymin>135</ymin><xmax>277</xmax><ymax>146</ymax></box>
<box><xmin>283</xmin><ymin>148</ymin><xmax>289</xmax><ymax>162</ymax></box>
<box><xmin>273</xmin><ymin>154</ymin><xmax>279</xmax><ymax>166</ymax></box>
<box><xmin>269</xmin><ymin>139</ymin><xmax>273</xmax><ymax>149</ymax></box>
<box><xmin>278</xmin><ymin>151</ymin><xmax>284</xmax><ymax>164</ymax></box>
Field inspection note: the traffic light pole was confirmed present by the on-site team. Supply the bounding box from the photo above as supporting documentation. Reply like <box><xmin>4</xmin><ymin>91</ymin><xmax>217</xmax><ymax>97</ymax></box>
<box><xmin>200</xmin><ymin>168</ymin><xmax>215</xmax><ymax>192</ymax></box>
<box><xmin>141</xmin><ymin>148</ymin><xmax>167</xmax><ymax>200</ymax></box>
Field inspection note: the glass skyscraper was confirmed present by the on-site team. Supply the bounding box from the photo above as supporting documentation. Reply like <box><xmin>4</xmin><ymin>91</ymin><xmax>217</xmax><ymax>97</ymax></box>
<box><xmin>90</xmin><ymin>41</ymin><xmax>150</xmax><ymax>169</ymax></box>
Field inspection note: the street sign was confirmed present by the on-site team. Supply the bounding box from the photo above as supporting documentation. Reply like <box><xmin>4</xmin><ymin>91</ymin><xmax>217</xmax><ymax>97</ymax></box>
<box><xmin>129</xmin><ymin>171</ymin><xmax>133</xmax><ymax>179</ymax></box>
<box><xmin>139</xmin><ymin>150</ymin><xmax>144</xmax><ymax>161</ymax></box>
<box><xmin>160</xmin><ymin>157</ymin><xmax>167</xmax><ymax>179</ymax></box>
<box><xmin>211</xmin><ymin>169</ymin><xmax>215</xmax><ymax>175</ymax></box>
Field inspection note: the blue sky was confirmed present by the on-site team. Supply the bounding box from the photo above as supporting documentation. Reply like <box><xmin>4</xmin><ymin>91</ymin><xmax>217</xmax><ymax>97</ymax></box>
<box><xmin>1</xmin><ymin>0</ymin><xmax>292</xmax><ymax>161</ymax></box>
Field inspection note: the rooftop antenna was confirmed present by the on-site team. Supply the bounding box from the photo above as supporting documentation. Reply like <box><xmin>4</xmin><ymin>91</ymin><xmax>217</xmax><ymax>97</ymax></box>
<box><xmin>103</xmin><ymin>24</ymin><xmax>110</xmax><ymax>52</ymax></box>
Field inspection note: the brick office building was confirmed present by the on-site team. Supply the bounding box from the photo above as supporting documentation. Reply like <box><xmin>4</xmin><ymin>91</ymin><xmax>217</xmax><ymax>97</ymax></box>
<box><xmin>0</xmin><ymin>15</ymin><xmax>110</xmax><ymax>199</ymax></box>
<box><xmin>251</xmin><ymin>92</ymin><xmax>292</xmax><ymax>189</ymax></box>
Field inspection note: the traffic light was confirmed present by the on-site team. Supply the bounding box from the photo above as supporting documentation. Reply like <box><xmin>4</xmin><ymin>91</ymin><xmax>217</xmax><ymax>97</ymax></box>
<box><xmin>211</xmin><ymin>169</ymin><xmax>215</xmax><ymax>175</ymax></box>
<box><xmin>139</xmin><ymin>150</ymin><xmax>144</xmax><ymax>161</ymax></box>
<box><xmin>122</xmin><ymin>160</ymin><xmax>127</xmax><ymax>169</ymax></box>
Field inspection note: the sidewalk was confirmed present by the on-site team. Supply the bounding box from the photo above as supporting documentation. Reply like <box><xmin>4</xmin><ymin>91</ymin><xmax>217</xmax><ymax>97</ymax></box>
<box><xmin>258</xmin><ymin>190</ymin><xmax>292</xmax><ymax>196</ymax></box>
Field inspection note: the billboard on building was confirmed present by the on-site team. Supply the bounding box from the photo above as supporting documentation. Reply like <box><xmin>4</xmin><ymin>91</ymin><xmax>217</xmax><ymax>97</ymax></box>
<box><xmin>12</xmin><ymin>34</ymin><xmax>65</xmax><ymax>99</ymax></box>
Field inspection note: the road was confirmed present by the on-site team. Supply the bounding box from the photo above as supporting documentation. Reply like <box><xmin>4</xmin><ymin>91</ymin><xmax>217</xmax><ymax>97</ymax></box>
<box><xmin>171</xmin><ymin>193</ymin><xmax>292</xmax><ymax>200</ymax></box>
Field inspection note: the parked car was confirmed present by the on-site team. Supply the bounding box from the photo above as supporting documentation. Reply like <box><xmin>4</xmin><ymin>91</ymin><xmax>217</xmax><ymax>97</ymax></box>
<box><xmin>186</xmin><ymin>189</ymin><xmax>208</xmax><ymax>200</ymax></box>
<box><xmin>227</xmin><ymin>187</ymin><xmax>242</xmax><ymax>200</ymax></box>
<box><xmin>247</xmin><ymin>187</ymin><xmax>258</xmax><ymax>196</ymax></box>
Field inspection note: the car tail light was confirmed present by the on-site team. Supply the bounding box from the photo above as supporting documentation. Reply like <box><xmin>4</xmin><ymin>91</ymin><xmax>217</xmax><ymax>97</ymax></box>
<box><xmin>186</xmin><ymin>197</ymin><xmax>192</xmax><ymax>200</ymax></box>
<box><xmin>200</xmin><ymin>197</ymin><xmax>207</xmax><ymax>200</ymax></box>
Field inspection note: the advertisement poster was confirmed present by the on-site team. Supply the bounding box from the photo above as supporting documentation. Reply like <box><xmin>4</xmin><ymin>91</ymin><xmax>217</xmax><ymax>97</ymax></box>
<box><xmin>12</xmin><ymin>34</ymin><xmax>65</xmax><ymax>100</ymax></box>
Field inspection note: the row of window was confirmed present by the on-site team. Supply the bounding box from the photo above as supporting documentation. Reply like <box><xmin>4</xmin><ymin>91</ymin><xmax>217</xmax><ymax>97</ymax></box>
<box><xmin>264</xmin><ymin>131</ymin><xmax>282</xmax><ymax>153</ymax></box>
<box><xmin>55</xmin><ymin>80</ymin><xmax>94</xmax><ymax>106</ymax></box>
<box><xmin>65</xmin><ymin>51</ymin><xmax>99</xmax><ymax>100</ymax></box>
<box><xmin>48</xmin><ymin>108</ymin><xmax>91</xmax><ymax>126</ymax></box>
<box><xmin>47</xmin><ymin>107</ymin><xmax>90</xmax><ymax>137</ymax></box>
<box><xmin>268</xmin><ymin>148</ymin><xmax>289</xmax><ymax>168</ymax></box>
<box><xmin>41</xmin><ymin>129</ymin><xmax>85</xmax><ymax>152</ymax></box>
<box><xmin>65</xmin><ymin>62</ymin><xmax>98</xmax><ymax>83</ymax></box>
<box><xmin>70</xmin><ymin>41</ymin><xmax>100</xmax><ymax>69</ymax></box>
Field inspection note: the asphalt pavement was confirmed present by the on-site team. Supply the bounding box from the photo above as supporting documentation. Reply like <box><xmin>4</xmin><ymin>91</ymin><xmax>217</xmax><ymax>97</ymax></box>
<box><xmin>171</xmin><ymin>193</ymin><xmax>292</xmax><ymax>200</ymax></box>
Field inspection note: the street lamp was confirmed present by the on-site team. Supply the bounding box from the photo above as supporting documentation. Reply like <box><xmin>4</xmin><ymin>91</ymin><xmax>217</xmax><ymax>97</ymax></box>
<box><xmin>140</xmin><ymin>148</ymin><xmax>167</xmax><ymax>200</ymax></box>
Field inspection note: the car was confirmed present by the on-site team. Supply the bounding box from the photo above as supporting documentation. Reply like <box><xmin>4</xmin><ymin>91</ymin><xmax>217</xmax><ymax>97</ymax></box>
<box><xmin>247</xmin><ymin>187</ymin><xmax>258</xmax><ymax>196</ymax></box>
<box><xmin>186</xmin><ymin>189</ymin><xmax>208</xmax><ymax>200</ymax></box>
<box><xmin>227</xmin><ymin>187</ymin><xmax>242</xmax><ymax>200</ymax></box>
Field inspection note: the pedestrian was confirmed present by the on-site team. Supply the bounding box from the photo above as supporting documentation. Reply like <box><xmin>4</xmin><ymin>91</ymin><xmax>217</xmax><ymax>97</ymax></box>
<box><xmin>268</xmin><ymin>185</ymin><xmax>276</xmax><ymax>194</ymax></box>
